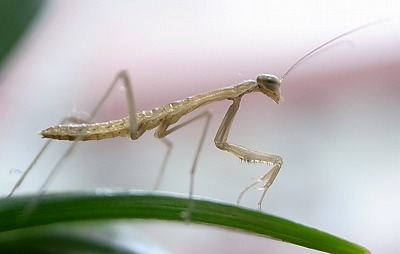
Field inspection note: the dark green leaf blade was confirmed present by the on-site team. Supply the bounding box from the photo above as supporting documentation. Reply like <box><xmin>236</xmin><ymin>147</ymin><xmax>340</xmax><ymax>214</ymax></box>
<box><xmin>0</xmin><ymin>191</ymin><xmax>369</xmax><ymax>254</ymax></box>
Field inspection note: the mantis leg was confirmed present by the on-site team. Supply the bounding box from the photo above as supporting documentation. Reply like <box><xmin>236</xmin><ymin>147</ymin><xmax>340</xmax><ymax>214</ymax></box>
<box><xmin>154</xmin><ymin>110</ymin><xmax>212</xmax><ymax>218</ymax></box>
<box><xmin>214</xmin><ymin>96</ymin><xmax>283</xmax><ymax>209</ymax></box>
<box><xmin>7</xmin><ymin>71</ymin><xmax>139</xmax><ymax>198</ymax></box>
<box><xmin>155</xmin><ymin>111</ymin><xmax>212</xmax><ymax>198</ymax></box>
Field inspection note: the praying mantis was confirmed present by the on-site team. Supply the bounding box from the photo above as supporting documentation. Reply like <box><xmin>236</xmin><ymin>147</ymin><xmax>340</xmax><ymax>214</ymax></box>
<box><xmin>7</xmin><ymin>21</ymin><xmax>383</xmax><ymax>210</ymax></box>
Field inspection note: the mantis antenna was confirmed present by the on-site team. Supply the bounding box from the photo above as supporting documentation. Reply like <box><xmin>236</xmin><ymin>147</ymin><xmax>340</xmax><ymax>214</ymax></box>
<box><xmin>281</xmin><ymin>19</ymin><xmax>387</xmax><ymax>81</ymax></box>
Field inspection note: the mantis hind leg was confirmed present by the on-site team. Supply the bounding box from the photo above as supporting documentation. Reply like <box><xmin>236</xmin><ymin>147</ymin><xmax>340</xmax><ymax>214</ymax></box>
<box><xmin>7</xmin><ymin>71</ymin><xmax>139</xmax><ymax>199</ymax></box>
<box><xmin>7</xmin><ymin>116</ymin><xmax>90</xmax><ymax>198</ymax></box>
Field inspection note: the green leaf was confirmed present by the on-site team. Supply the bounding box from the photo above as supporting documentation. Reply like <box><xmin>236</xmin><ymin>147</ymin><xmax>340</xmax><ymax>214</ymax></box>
<box><xmin>0</xmin><ymin>191</ymin><xmax>369</xmax><ymax>253</ymax></box>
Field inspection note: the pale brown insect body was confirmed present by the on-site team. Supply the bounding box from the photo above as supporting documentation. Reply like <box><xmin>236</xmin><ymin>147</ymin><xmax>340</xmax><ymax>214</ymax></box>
<box><xmin>8</xmin><ymin>21</ymin><xmax>381</xmax><ymax>210</ymax></box>
<box><xmin>40</xmin><ymin>75</ymin><xmax>281</xmax><ymax>143</ymax></box>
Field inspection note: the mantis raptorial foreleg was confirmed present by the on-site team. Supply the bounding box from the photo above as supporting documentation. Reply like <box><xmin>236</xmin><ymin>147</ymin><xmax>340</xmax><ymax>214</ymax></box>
<box><xmin>214</xmin><ymin>96</ymin><xmax>282</xmax><ymax>209</ymax></box>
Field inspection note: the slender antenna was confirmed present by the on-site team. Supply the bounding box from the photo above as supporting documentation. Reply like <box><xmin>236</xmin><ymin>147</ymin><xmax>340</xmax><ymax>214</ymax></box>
<box><xmin>281</xmin><ymin>19</ymin><xmax>387</xmax><ymax>81</ymax></box>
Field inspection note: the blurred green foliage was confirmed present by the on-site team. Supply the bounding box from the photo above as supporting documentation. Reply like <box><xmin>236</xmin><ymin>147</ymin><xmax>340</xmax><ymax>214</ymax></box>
<box><xmin>0</xmin><ymin>0</ymin><xmax>45</xmax><ymax>70</ymax></box>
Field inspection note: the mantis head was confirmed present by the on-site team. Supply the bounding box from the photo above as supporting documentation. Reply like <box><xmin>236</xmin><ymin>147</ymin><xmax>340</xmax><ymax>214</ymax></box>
<box><xmin>256</xmin><ymin>74</ymin><xmax>282</xmax><ymax>104</ymax></box>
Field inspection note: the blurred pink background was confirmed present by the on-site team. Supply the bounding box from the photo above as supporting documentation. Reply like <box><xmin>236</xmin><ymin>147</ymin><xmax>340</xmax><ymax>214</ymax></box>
<box><xmin>1</xmin><ymin>1</ymin><xmax>400</xmax><ymax>253</ymax></box>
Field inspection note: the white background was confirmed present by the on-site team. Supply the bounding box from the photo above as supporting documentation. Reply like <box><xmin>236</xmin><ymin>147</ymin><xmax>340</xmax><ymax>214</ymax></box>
<box><xmin>1</xmin><ymin>1</ymin><xmax>399</xmax><ymax>253</ymax></box>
